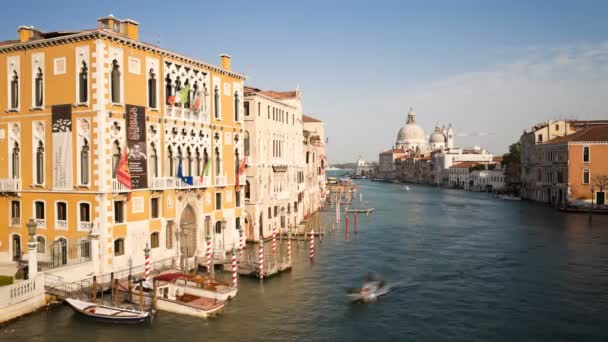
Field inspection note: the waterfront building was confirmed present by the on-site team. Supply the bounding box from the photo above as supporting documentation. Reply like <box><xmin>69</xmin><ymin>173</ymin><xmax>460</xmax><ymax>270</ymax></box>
<box><xmin>354</xmin><ymin>157</ymin><xmax>375</xmax><ymax>177</ymax></box>
<box><xmin>242</xmin><ymin>86</ymin><xmax>305</xmax><ymax>240</ymax></box>
<box><xmin>469</xmin><ymin>169</ymin><xmax>505</xmax><ymax>192</ymax></box>
<box><xmin>399</xmin><ymin>154</ymin><xmax>434</xmax><ymax>184</ymax></box>
<box><xmin>521</xmin><ymin>123</ymin><xmax>608</xmax><ymax>207</ymax></box>
<box><xmin>378</xmin><ymin>149</ymin><xmax>406</xmax><ymax>179</ymax></box>
<box><xmin>302</xmin><ymin>115</ymin><xmax>327</xmax><ymax>217</ymax></box>
<box><xmin>447</xmin><ymin>162</ymin><xmax>474</xmax><ymax>189</ymax></box>
<box><xmin>0</xmin><ymin>16</ymin><xmax>246</xmax><ymax>277</ymax></box>
<box><xmin>433</xmin><ymin>147</ymin><xmax>494</xmax><ymax>186</ymax></box>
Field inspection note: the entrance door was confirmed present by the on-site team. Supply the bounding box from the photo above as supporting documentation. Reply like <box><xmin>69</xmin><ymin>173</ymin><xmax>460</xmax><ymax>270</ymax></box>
<box><xmin>179</xmin><ymin>205</ymin><xmax>196</xmax><ymax>258</ymax></box>
<box><xmin>246</xmin><ymin>218</ymin><xmax>254</xmax><ymax>241</ymax></box>
<box><xmin>12</xmin><ymin>235</ymin><xmax>21</xmax><ymax>261</ymax></box>
<box><xmin>597</xmin><ymin>191</ymin><xmax>605</xmax><ymax>206</ymax></box>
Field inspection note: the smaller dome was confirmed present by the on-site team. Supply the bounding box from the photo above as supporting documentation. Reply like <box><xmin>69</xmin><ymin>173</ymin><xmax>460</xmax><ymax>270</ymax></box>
<box><xmin>429</xmin><ymin>129</ymin><xmax>446</xmax><ymax>143</ymax></box>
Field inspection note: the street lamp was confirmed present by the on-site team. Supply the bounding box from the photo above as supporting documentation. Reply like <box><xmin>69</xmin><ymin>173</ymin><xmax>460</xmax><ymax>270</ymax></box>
<box><xmin>26</xmin><ymin>218</ymin><xmax>38</xmax><ymax>243</ymax></box>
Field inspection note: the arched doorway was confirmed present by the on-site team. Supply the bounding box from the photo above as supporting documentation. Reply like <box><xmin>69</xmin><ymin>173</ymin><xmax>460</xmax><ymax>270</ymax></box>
<box><xmin>11</xmin><ymin>234</ymin><xmax>21</xmax><ymax>261</ymax></box>
<box><xmin>179</xmin><ymin>204</ymin><xmax>196</xmax><ymax>258</ymax></box>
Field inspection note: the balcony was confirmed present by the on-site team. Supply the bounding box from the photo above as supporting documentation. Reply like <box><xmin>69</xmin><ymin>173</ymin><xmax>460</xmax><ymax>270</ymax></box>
<box><xmin>215</xmin><ymin>175</ymin><xmax>227</xmax><ymax>187</ymax></box>
<box><xmin>0</xmin><ymin>178</ymin><xmax>21</xmax><ymax>192</ymax></box>
<box><xmin>151</xmin><ymin>176</ymin><xmax>212</xmax><ymax>190</ymax></box>
<box><xmin>10</xmin><ymin>217</ymin><xmax>20</xmax><ymax>226</ymax></box>
<box><xmin>166</xmin><ymin>105</ymin><xmax>210</xmax><ymax>125</ymax></box>
<box><xmin>35</xmin><ymin>218</ymin><xmax>46</xmax><ymax>229</ymax></box>
<box><xmin>112</xmin><ymin>179</ymin><xmax>132</xmax><ymax>193</ymax></box>
<box><xmin>55</xmin><ymin>220</ymin><xmax>67</xmax><ymax>231</ymax></box>
<box><xmin>78</xmin><ymin>221</ymin><xmax>92</xmax><ymax>232</ymax></box>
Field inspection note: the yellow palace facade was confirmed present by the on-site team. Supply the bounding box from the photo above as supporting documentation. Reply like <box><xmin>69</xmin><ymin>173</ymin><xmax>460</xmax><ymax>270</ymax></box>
<box><xmin>0</xmin><ymin>15</ymin><xmax>246</xmax><ymax>276</ymax></box>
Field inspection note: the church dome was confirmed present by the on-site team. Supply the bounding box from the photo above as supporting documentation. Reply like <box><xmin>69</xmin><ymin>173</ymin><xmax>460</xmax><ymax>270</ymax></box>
<box><xmin>429</xmin><ymin>128</ymin><xmax>446</xmax><ymax>143</ymax></box>
<box><xmin>396</xmin><ymin>109</ymin><xmax>426</xmax><ymax>146</ymax></box>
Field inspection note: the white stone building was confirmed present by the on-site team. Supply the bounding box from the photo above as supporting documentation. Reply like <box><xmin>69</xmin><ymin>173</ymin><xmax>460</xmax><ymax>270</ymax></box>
<box><xmin>433</xmin><ymin>147</ymin><xmax>494</xmax><ymax>185</ymax></box>
<box><xmin>242</xmin><ymin>87</ymin><xmax>305</xmax><ymax>241</ymax></box>
<box><xmin>303</xmin><ymin>115</ymin><xmax>326</xmax><ymax>218</ymax></box>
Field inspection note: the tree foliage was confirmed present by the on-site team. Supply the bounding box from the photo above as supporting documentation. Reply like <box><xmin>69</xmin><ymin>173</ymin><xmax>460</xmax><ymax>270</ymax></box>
<box><xmin>502</xmin><ymin>142</ymin><xmax>521</xmax><ymax>166</ymax></box>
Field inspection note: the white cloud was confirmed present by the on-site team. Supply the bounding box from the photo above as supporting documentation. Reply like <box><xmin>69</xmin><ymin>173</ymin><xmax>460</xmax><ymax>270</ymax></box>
<box><xmin>391</xmin><ymin>41</ymin><xmax>608</xmax><ymax>154</ymax></box>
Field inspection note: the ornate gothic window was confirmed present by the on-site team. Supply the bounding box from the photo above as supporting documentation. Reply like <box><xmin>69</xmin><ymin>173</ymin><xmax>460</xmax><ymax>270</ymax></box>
<box><xmin>79</xmin><ymin>61</ymin><xmax>88</xmax><ymax>103</ymax></box>
<box><xmin>34</xmin><ymin>68</ymin><xmax>43</xmax><ymax>107</ymax></box>
<box><xmin>234</xmin><ymin>91</ymin><xmax>239</xmax><ymax>121</ymax></box>
<box><xmin>235</xmin><ymin>149</ymin><xmax>240</xmax><ymax>178</ymax></box>
<box><xmin>195</xmin><ymin>148</ymin><xmax>201</xmax><ymax>177</ymax></box>
<box><xmin>110</xmin><ymin>60</ymin><xmax>121</xmax><ymax>103</ymax></box>
<box><xmin>215</xmin><ymin>147</ymin><xmax>221</xmax><ymax>175</ymax></box>
<box><xmin>165</xmin><ymin>74</ymin><xmax>172</xmax><ymax>105</ymax></box>
<box><xmin>244</xmin><ymin>131</ymin><xmax>250</xmax><ymax>157</ymax></box>
<box><xmin>186</xmin><ymin>147</ymin><xmax>192</xmax><ymax>176</ymax></box>
<box><xmin>80</xmin><ymin>139</ymin><xmax>89</xmax><ymax>185</ymax></box>
<box><xmin>150</xmin><ymin>143</ymin><xmax>158</xmax><ymax>178</ymax></box>
<box><xmin>11</xmin><ymin>142</ymin><xmax>20</xmax><ymax>178</ymax></box>
<box><xmin>167</xmin><ymin>146</ymin><xmax>174</xmax><ymax>177</ymax></box>
<box><xmin>111</xmin><ymin>141</ymin><xmax>120</xmax><ymax>178</ymax></box>
<box><xmin>184</xmin><ymin>79</ymin><xmax>190</xmax><ymax>109</ymax></box>
<box><xmin>35</xmin><ymin>141</ymin><xmax>44</xmax><ymax>184</ymax></box>
<box><xmin>214</xmin><ymin>86</ymin><xmax>220</xmax><ymax>119</ymax></box>
<box><xmin>148</xmin><ymin>69</ymin><xmax>157</xmax><ymax>108</ymax></box>
<box><xmin>10</xmin><ymin>71</ymin><xmax>19</xmax><ymax>109</ymax></box>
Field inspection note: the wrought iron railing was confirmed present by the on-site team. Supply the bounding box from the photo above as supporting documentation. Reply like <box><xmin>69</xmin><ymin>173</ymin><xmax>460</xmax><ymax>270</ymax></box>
<box><xmin>38</xmin><ymin>239</ymin><xmax>92</xmax><ymax>271</ymax></box>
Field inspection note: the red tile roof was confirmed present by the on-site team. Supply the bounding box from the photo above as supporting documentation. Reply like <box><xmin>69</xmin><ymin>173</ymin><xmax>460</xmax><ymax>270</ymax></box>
<box><xmin>381</xmin><ymin>148</ymin><xmax>405</xmax><ymax>155</ymax></box>
<box><xmin>302</xmin><ymin>114</ymin><xmax>322</xmax><ymax>123</ymax></box>
<box><xmin>450</xmin><ymin>161</ymin><xmax>478</xmax><ymax>169</ymax></box>
<box><xmin>545</xmin><ymin>125</ymin><xmax>608</xmax><ymax>144</ymax></box>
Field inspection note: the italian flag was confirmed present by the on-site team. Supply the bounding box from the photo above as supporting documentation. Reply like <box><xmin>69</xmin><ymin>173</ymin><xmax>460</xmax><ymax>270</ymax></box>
<box><xmin>200</xmin><ymin>159</ymin><xmax>211</xmax><ymax>184</ymax></box>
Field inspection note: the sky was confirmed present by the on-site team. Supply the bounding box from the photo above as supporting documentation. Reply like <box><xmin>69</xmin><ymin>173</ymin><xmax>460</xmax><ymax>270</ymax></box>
<box><xmin>2</xmin><ymin>0</ymin><xmax>608</xmax><ymax>163</ymax></box>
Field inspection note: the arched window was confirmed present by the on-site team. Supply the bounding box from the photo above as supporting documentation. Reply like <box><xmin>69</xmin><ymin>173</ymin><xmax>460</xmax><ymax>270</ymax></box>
<box><xmin>10</xmin><ymin>71</ymin><xmax>19</xmax><ymax>109</ymax></box>
<box><xmin>148</xmin><ymin>69</ymin><xmax>157</xmax><ymax>108</ymax></box>
<box><xmin>150</xmin><ymin>143</ymin><xmax>158</xmax><ymax>178</ymax></box>
<box><xmin>244</xmin><ymin>131</ymin><xmax>250</xmax><ymax>156</ymax></box>
<box><xmin>192</xmin><ymin>81</ymin><xmax>198</xmax><ymax>109</ymax></box>
<box><xmin>583</xmin><ymin>169</ymin><xmax>590</xmax><ymax>184</ymax></box>
<box><xmin>111</xmin><ymin>141</ymin><xmax>121</xmax><ymax>178</ymax></box>
<box><xmin>36</xmin><ymin>141</ymin><xmax>44</xmax><ymax>184</ymax></box>
<box><xmin>186</xmin><ymin>147</ymin><xmax>192</xmax><ymax>176</ymax></box>
<box><xmin>234</xmin><ymin>91</ymin><xmax>239</xmax><ymax>121</ymax></box>
<box><xmin>245</xmin><ymin>180</ymin><xmax>250</xmax><ymax>200</ymax></box>
<box><xmin>202</xmin><ymin>83</ymin><xmax>208</xmax><ymax>111</ymax></box>
<box><xmin>79</xmin><ymin>61</ymin><xmax>88</xmax><ymax>103</ymax></box>
<box><xmin>150</xmin><ymin>232</ymin><xmax>159</xmax><ymax>248</ymax></box>
<box><xmin>214</xmin><ymin>86</ymin><xmax>220</xmax><ymax>119</ymax></box>
<box><xmin>11</xmin><ymin>142</ymin><xmax>19</xmax><ymax>178</ymax></box>
<box><xmin>235</xmin><ymin>149</ymin><xmax>240</xmax><ymax>178</ymax></box>
<box><xmin>215</xmin><ymin>221</ymin><xmax>222</xmax><ymax>234</ymax></box>
<box><xmin>203</xmin><ymin>148</ymin><xmax>209</xmax><ymax>179</ymax></box>
<box><xmin>110</xmin><ymin>60</ymin><xmax>120</xmax><ymax>103</ymax></box>
<box><xmin>114</xmin><ymin>238</ymin><xmax>125</xmax><ymax>256</ymax></box>
<box><xmin>215</xmin><ymin>147</ymin><xmax>221</xmax><ymax>175</ymax></box>
<box><xmin>195</xmin><ymin>148</ymin><xmax>201</xmax><ymax>177</ymax></box>
<box><xmin>175</xmin><ymin>77</ymin><xmax>182</xmax><ymax>93</ymax></box>
<box><xmin>34</xmin><ymin>68</ymin><xmax>43</xmax><ymax>107</ymax></box>
<box><xmin>184</xmin><ymin>79</ymin><xmax>191</xmax><ymax>109</ymax></box>
<box><xmin>165</xmin><ymin>74</ymin><xmax>172</xmax><ymax>105</ymax></box>
<box><xmin>583</xmin><ymin>146</ymin><xmax>590</xmax><ymax>163</ymax></box>
<box><xmin>36</xmin><ymin>236</ymin><xmax>45</xmax><ymax>253</ymax></box>
<box><xmin>236</xmin><ymin>217</ymin><xmax>241</xmax><ymax>231</ymax></box>
<box><xmin>177</xmin><ymin>147</ymin><xmax>183</xmax><ymax>175</ymax></box>
<box><xmin>167</xmin><ymin>146</ymin><xmax>174</xmax><ymax>177</ymax></box>
<box><xmin>80</xmin><ymin>139</ymin><xmax>89</xmax><ymax>185</ymax></box>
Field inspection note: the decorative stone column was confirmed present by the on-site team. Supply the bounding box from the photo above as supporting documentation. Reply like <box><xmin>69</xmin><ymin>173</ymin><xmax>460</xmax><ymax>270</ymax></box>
<box><xmin>27</xmin><ymin>241</ymin><xmax>38</xmax><ymax>279</ymax></box>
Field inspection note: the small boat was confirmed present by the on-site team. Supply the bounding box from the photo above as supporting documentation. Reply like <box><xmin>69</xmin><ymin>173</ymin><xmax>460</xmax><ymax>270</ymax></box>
<box><xmin>154</xmin><ymin>273</ymin><xmax>237</xmax><ymax>301</ymax></box>
<box><xmin>121</xmin><ymin>280</ymin><xmax>225</xmax><ymax>318</ymax></box>
<box><xmin>347</xmin><ymin>280</ymin><xmax>391</xmax><ymax>303</ymax></box>
<box><xmin>497</xmin><ymin>194</ymin><xmax>522</xmax><ymax>201</ymax></box>
<box><xmin>64</xmin><ymin>298</ymin><xmax>150</xmax><ymax>323</ymax></box>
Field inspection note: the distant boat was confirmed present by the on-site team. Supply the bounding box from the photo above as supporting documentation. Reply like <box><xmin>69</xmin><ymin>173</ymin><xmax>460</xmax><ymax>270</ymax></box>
<box><xmin>497</xmin><ymin>195</ymin><xmax>521</xmax><ymax>201</ymax></box>
<box><xmin>64</xmin><ymin>298</ymin><xmax>150</xmax><ymax>324</ymax></box>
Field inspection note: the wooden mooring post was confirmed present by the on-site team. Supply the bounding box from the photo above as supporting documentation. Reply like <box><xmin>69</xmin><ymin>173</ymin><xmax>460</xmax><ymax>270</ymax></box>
<box><xmin>92</xmin><ymin>276</ymin><xmax>97</xmax><ymax>303</ymax></box>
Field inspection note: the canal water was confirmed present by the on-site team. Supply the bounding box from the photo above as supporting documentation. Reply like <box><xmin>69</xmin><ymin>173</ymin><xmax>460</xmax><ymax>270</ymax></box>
<box><xmin>2</xmin><ymin>180</ymin><xmax>608</xmax><ymax>341</ymax></box>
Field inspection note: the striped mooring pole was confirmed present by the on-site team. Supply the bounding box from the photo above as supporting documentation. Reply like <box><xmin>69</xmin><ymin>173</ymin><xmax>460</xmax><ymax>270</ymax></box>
<box><xmin>345</xmin><ymin>214</ymin><xmax>349</xmax><ymax>240</ymax></box>
<box><xmin>231</xmin><ymin>247</ymin><xmax>238</xmax><ymax>288</ymax></box>
<box><xmin>144</xmin><ymin>244</ymin><xmax>151</xmax><ymax>283</ymax></box>
<box><xmin>287</xmin><ymin>234</ymin><xmax>292</xmax><ymax>264</ymax></box>
<box><xmin>309</xmin><ymin>229</ymin><xmax>315</xmax><ymax>260</ymax></box>
<box><xmin>354</xmin><ymin>212</ymin><xmax>358</xmax><ymax>235</ymax></box>
<box><xmin>239</xmin><ymin>229</ymin><xmax>244</xmax><ymax>258</ymax></box>
<box><xmin>206</xmin><ymin>237</ymin><xmax>212</xmax><ymax>274</ymax></box>
<box><xmin>258</xmin><ymin>238</ymin><xmax>264</xmax><ymax>280</ymax></box>
<box><xmin>273</xmin><ymin>225</ymin><xmax>278</xmax><ymax>253</ymax></box>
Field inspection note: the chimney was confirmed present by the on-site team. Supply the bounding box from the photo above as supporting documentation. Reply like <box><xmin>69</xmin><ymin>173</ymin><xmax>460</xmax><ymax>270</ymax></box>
<box><xmin>220</xmin><ymin>54</ymin><xmax>231</xmax><ymax>70</ymax></box>
<box><xmin>18</xmin><ymin>26</ymin><xmax>36</xmax><ymax>42</ymax></box>
<box><xmin>123</xmin><ymin>19</ymin><xmax>139</xmax><ymax>40</ymax></box>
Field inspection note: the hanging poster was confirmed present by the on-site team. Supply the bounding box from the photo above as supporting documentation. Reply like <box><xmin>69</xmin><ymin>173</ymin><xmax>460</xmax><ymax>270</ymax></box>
<box><xmin>126</xmin><ymin>104</ymin><xmax>148</xmax><ymax>189</ymax></box>
<box><xmin>52</xmin><ymin>104</ymin><xmax>73</xmax><ymax>189</ymax></box>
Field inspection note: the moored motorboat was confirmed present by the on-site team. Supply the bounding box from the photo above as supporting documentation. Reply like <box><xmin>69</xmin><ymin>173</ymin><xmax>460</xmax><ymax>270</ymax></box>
<box><xmin>64</xmin><ymin>298</ymin><xmax>150</xmax><ymax>323</ymax></box>
<box><xmin>155</xmin><ymin>273</ymin><xmax>237</xmax><ymax>301</ymax></box>
<box><xmin>121</xmin><ymin>279</ymin><xmax>225</xmax><ymax>318</ymax></box>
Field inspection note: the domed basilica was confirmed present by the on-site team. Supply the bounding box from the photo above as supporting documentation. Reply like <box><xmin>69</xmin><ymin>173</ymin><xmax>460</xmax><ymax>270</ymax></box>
<box><xmin>394</xmin><ymin>108</ymin><xmax>454</xmax><ymax>153</ymax></box>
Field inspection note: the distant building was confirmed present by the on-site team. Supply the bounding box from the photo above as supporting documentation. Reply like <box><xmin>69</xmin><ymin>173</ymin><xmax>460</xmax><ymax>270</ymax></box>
<box><xmin>303</xmin><ymin>115</ymin><xmax>327</xmax><ymax>217</ymax></box>
<box><xmin>355</xmin><ymin>157</ymin><xmax>375</xmax><ymax>176</ymax></box>
<box><xmin>378</xmin><ymin>149</ymin><xmax>406</xmax><ymax>179</ymax></box>
<box><xmin>433</xmin><ymin>147</ymin><xmax>494</xmax><ymax>186</ymax></box>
